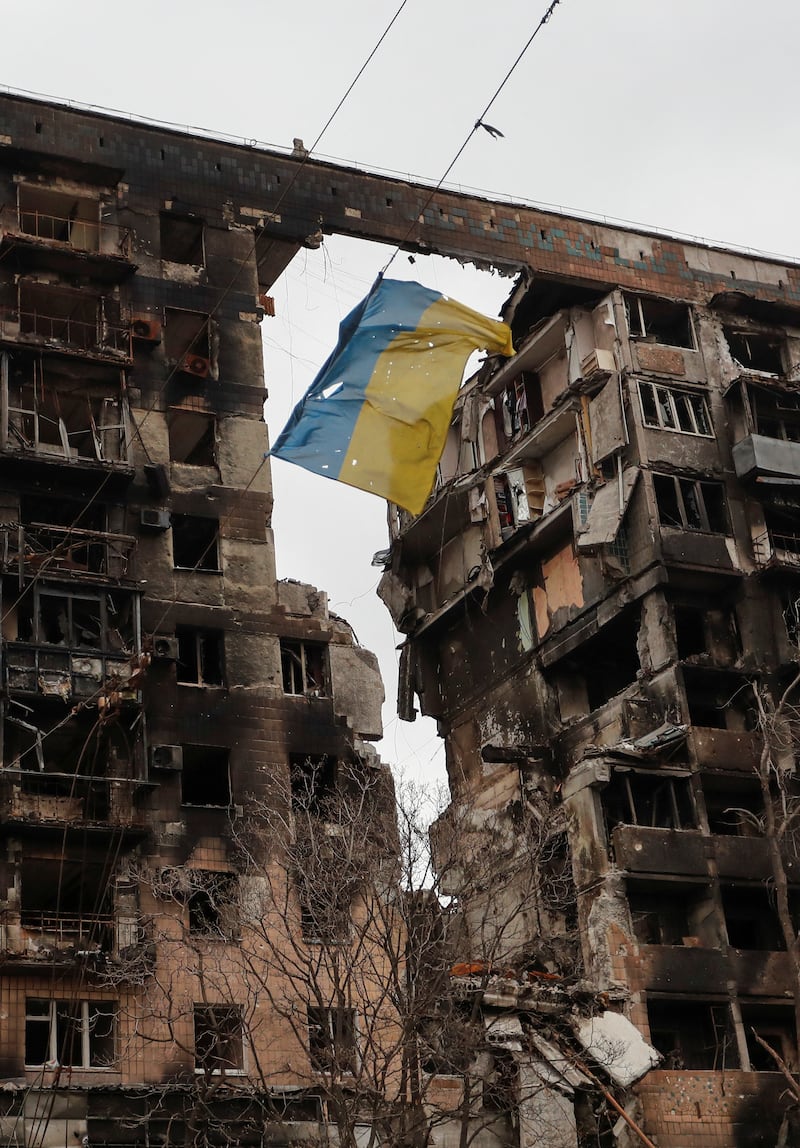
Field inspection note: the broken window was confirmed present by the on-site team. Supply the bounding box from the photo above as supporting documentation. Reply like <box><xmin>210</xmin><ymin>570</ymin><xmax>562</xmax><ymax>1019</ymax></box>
<box><xmin>168</xmin><ymin>408</ymin><xmax>216</xmax><ymax>465</ymax></box>
<box><xmin>25</xmin><ymin>999</ymin><xmax>115</xmax><ymax>1068</ymax></box>
<box><xmin>188</xmin><ymin>871</ymin><xmax>237</xmax><ymax>938</ymax></box>
<box><xmin>12</xmin><ymin>586</ymin><xmax>136</xmax><ymax>654</ymax></box>
<box><xmin>21</xmin><ymin>858</ymin><xmax>113</xmax><ymax>945</ymax></box>
<box><xmin>177</xmin><ymin>627</ymin><xmax>225</xmax><ymax>686</ymax></box>
<box><xmin>17</xmin><ymin>185</ymin><xmax>100</xmax><ymax>251</ymax></box>
<box><xmin>164</xmin><ymin>308</ymin><xmax>212</xmax><ymax>374</ymax></box>
<box><xmin>172</xmin><ymin>515</ymin><xmax>220</xmax><ymax>571</ymax></box>
<box><xmin>603</xmin><ymin>770</ymin><xmax>695</xmax><ymax>832</ymax></box>
<box><xmin>553</xmin><ymin>606</ymin><xmax>641</xmax><ymax>715</ymax></box>
<box><xmin>625</xmin><ymin>295</ymin><xmax>695</xmax><ymax>348</ymax></box>
<box><xmin>280</xmin><ymin>639</ymin><xmax>327</xmax><ymax>695</ymax></box>
<box><xmin>160</xmin><ymin>213</ymin><xmax>205</xmax><ymax>265</ymax></box>
<box><xmin>307</xmin><ymin>1006</ymin><xmax>357</xmax><ymax>1074</ymax></box>
<box><xmin>741</xmin><ymin>1004</ymin><xmax>797</xmax><ymax>1071</ymax></box>
<box><xmin>181</xmin><ymin>745</ymin><xmax>231</xmax><ymax>807</ymax></box>
<box><xmin>702</xmin><ymin>775</ymin><xmax>763</xmax><ymax>836</ymax></box>
<box><xmin>638</xmin><ymin>382</ymin><xmax>711</xmax><ymax>436</ymax></box>
<box><xmin>653</xmin><ymin>474</ymin><xmax>728</xmax><ymax>533</ymax></box>
<box><xmin>725</xmin><ymin>327</ymin><xmax>784</xmax><ymax>375</ymax></box>
<box><xmin>627</xmin><ymin>882</ymin><xmax>717</xmax><ymax>946</ymax></box>
<box><xmin>495</xmin><ymin>372</ymin><xmax>543</xmax><ymax>445</ymax></box>
<box><xmin>682</xmin><ymin>668</ymin><xmax>755</xmax><ymax>731</ymax></box>
<box><xmin>300</xmin><ymin>884</ymin><xmax>351</xmax><ymax>944</ymax></box>
<box><xmin>673</xmin><ymin>602</ymin><xmax>740</xmax><ymax>665</ymax></box>
<box><xmin>721</xmin><ymin>886</ymin><xmax>785</xmax><ymax>951</ymax></box>
<box><xmin>647</xmin><ymin>1000</ymin><xmax>738</xmax><ymax>1070</ymax></box>
<box><xmin>18</xmin><ymin>492</ymin><xmax>111</xmax><ymax>574</ymax></box>
<box><xmin>750</xmin><ymin>385</ymin><xmax>800</xmax><ymax>441</ymax></box>
<box><xmin>290</xmin><ymin>754</ymin><xmax>337</xmax><ymax>818</ymax></box>
<box><xmin>194</xmin><ymin>1005</ymin><xmax>244</xmax><ymax>1073</ymax></box>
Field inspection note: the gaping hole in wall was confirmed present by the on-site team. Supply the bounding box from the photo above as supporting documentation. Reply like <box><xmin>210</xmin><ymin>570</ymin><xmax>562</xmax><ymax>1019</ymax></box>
<box><xmin>625</xmin><ymin>294</ymin><xmax>695</xmax><ymax>348</ymax></box>
<box><xmin>721</xmin><ymin>885</ymin><xmax>787</xmax><ymax>951</ymax></box>
<box><xmin>647</xmin><ymin>1000</ymin><xmax>739</xmax><ymax>1070</ymax></box>
<box><xmin>164</xmin><ymin>308</ymin><xmax>212</xmax><ymax>370</ymax></box>
<box><xmin>653</xmin><ymin>474</ymin><xmax>728</xmax><ymax>533</ymax></box>
<box><xmin>280</xmin><ymin>639</ymin><xmax>327</xmax><ymax>695</ymax></box>
<box><xmin>172</xmin><ymin>515</ymin><xmax>220</xmax><ymax>571</ymax></box>
<box><xmin>25</xmin><ymin>999</ymin><xmax>116</xmax><ymax>1069</ymax></box>
<box><xmin>307</xmin><ymin>1005</ymin><xmax>358</xmax><ymax>1074</ymax></box>
<box><xmin>290</xmin><ymin>754</ymin><xmax>339</xmax><ymax>820</ymax></box>
<box><xmin>725</xmin><ymin>328</ymin><xmax>784</xmax><ymax>375</ymax></box>
<box><xmin>181</xmin><ymin>745</ymin><xmax>231</xmax><ymax>807</ymax></box>
<box><xmin>673</xmin><ymin>601</ymin><xmax>741</xmax><ymax>665</ymax></box>
<box><xmin>21</xmin><ymin>856</ymin><xmax>114</xmax><ymax>947</ymax></box>
<box><xmin>603</xmin><ymin>770</ymin><xmax>695</xmax><ymax>832</ymax></box>
<box><xmin>176</xmin><ymin>627</ymin><xmax>225</xmax><ymax>686</ymax></box>
<box><xmin>701</xmin><ymin>775</ymin><xmax>763</xmax><ymax>836</ymax></box>
<box><xmin>193</xmin><ymin>1005</ymin><xmax>244</xmax><ymax>1072</ymax></box>
<box><xmin>17</xmin><ymin>185</ymin><xmax>100</xmax><ymax>251</ymax></box>
<box><xmin>168</xmin><ymin>408</ymin><xmax>216</xmax><ymax>465</ymax></box>
<box><xmin>741</xmin><ymin>1003</ymin><xmax>797</xmax><ymax>1071</ymax></box>
<box><xmin>750</xmin><ymin>385</ymin><xmax>800</xmax><ymax>441</ymax></box>
<box><xmin>683</xmin><ymin>667</ymin><xmax>755</xmax><ymax>731</ymax></box>
<box><xmin>552</xmin><ymin>606</ymin><xmax>641</xmax><ymax>717</ymax></box>
<box><xmin>627</xmin><ymin>880</ymin><xmax>718</xmax><ymax>947</ymax></box>
<box><xmin>188</xmin><ymin>870</ymin><xmax>237</xmax><ymax>937</ymax></box>
<box><xmin>160</xmin><ymin>213</ymin><xmax>204</xmax><ymax>265</ymax></box>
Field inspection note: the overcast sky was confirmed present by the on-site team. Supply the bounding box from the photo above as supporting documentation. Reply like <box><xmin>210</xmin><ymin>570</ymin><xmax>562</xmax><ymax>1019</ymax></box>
<box><xmin>3</xmin><ymin>0</ymin><xmax>799</xmax><ymax>783</ymax></box>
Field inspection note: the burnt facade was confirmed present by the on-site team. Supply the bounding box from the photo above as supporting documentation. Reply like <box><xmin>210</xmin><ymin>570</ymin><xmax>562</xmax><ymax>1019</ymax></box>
<box><xmin>381</xmin><ymin>247</ymin><xmax>800</xmax><ymax>1141</ymax></box>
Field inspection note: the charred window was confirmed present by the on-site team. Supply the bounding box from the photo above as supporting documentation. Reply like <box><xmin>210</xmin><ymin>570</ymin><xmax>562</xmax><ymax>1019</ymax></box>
<box><xmin>188</xmin><ymin>871</ymin><xmax>237</xmax><ymax>938</ymax></box>
<box><xmin>280</xmin><ymin>639</ymin><xmax>327</xmax><ymax>695</ymax></box>
<box><xmin>721</xmin><ymin>885</ymin><xmax>785</xmax><ymax>951</ymax></box>
<box><xmin>181</xmin><ymin>745</ymin><xmax>231</xmax><ymax>807</ymax></box>
<box><xmin>553</xmin><ymin>606</ymin><xmax>641</xmax><ymax>715</ymax></box>
<box><xmin>725</xmin><ymin>328</ymin><xmax>784</xmax><ymax>375</ymax></box>
<box><xmin>638</xmin><ymin>382</ymin><xmax>711</xmax><ymax>436</ymax></box>
<box><xmin>603</xmin><ymin>770</ymin><xmax>695</xmax><ymax>832</ymax></box>
<box><xmin>168</xmin><ymin>409</ymin><xmax>216</xmax><ymax>465</ymax></box>
<box><xmin>21</xmin><ymin>858</ymin><xmax>113</xmax><ymax>946</ymax></box>
<box><xmin>177</xmin><ymin>627</ymin><xmax>224</xmax><ymax>686</ymax></box>
<box><xmin>683</xmin><ymin>668</ymin><xmax>756</xmax><ymax>731</ymax></box>
<box><xmin>751</xmin><ymin>386</ymin><xmax>800</xmax><ymax>441</ymax></box>
<box><xmin>741</xmin><ymin>1004</ymin><xmax>797</xmax><ymax>1071</ymax></box>
<box><xmin>17</xmin><ymin>186</ymin><xmax>100</xmax><ymax>250</ymax></box>
<box><xmin>164</xmin><ymin>308</ymin><xmax>212</xmax><ymax>373</ymax></box>
<box><xmin>626</xmin><ymin>295</ymin><xmax>695</xmax><ymax>348</ymax></box>
<box><xmin>673</xmin><ymin>603</ymin><xmax>740</xmax><ymax>665</ymax></box>
<box><xmin>172</xmin><ymin>515</ymin><xmax>220</xmax><ymax>571</ymax></box>
<box><xmin>307</xmin><ymin>1006</ymin><xmax>357</xmax><ymax>1074</ymax></box>
<box><xmin>653</xmin><ymin>474</ymin><xmax>728</xmax><ymax>533</ymax></box>
<box><xmin>160</xmin><ymin>213</ymin><xmax>205</xmax><ymax>265</ymax></box>
<box><xmin>26</xmin><ymin>999</ymin><xmax>115</xmax><ymax>1068</ymax></box>
<box><xmin>648</xmin><ymin>1000</ymin><xmax>738</xmax><ymax>1070</ymax></box>
<box><xmin>627</xmin><ymin>882</ymin><xmax>718</xmax><ymax>947</ymax></box>
<box><xmin>702</xmin><ymin>775</ymin><xmax>762</xmax><ymax>836</ymax></box>
<box><xmin>194</xmin><ymin>1005</ymin><xmax>244</xmax><ymax>1072</ymax></box>
<box><xmin>290</xmin><ymin>754</ymin><xmax>337</xmax><ymax>818</ymax></box>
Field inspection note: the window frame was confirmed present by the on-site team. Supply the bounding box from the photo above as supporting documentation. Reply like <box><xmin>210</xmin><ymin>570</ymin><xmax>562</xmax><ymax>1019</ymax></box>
<box><xmin>625</xmin><ymin>294</ymin><xmax>696</xmax><ymax>350</ymax></box>
<box><xmin>280</xmin><ymin>639</ymin><xmax>328</xmax><ymax>696</ymax></box>
<box><xmin>25</xmin><ymin>998</ymin><xmax>116</xmax><ymax>1069</ymax></box>
<box><xmin>193</xmin><ymin>1004</ymin><xmax>246</xmax><ymax>1075</ymax></box>
<box><xmin>653</xmin><ymin>473</ymin><xmax>729</xmax><ymax>534</ymax></box>
<box><xmin>176</xmin><ymin>626</ymin><xmax>225</xmax><ymax>687</ymax></box>
<box><xmin>638</xmin><ymin>381</ymin><xmax>712</xmax><ymax>438</ymax></box>
<box><xmin>307</xmin><ymin>1005</ymin><xmax>358</xmax><ymax>1075</ymax></box>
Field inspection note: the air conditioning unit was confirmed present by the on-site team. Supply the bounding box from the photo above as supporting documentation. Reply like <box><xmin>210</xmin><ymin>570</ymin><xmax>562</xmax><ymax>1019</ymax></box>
<box><xmin>152</xmin><ymin>635</ymin><xmax>179</xmax><ymax>661</ymax></box>
<box><xmin>580</xmin><ymin>348</ymin><xmax>616</xmax><ymax>379</ymax></box>
<box><xmin>150</xmin><ymin>744</ymin><xmax>183</xmax><ymax>771</ymax></box>
<box><xmin>139</xmin><ymin>508</ymin><xmax>171</xmax><ymax>532</ymax></box>
<box><xmin>131</xmin><ymin>316</ymin><xmax>162</xmax><ymax>343</ymax></box>
<box><xmin>178</xmin><ymin>353</ymin><xmax>210</xmax><ymax>379</ymax></box>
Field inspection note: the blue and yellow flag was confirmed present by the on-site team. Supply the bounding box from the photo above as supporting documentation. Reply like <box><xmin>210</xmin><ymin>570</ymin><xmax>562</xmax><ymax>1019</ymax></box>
<box><xmin>269</xmin><ymin>278</ymin><xmax>514</xmax><ymax>515</ymax></box>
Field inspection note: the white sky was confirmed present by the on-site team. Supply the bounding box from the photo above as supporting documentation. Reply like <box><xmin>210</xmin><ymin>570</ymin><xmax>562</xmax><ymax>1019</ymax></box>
<box><xmin>4</xmin><ymin>0</ymin><xmax>799</xmax><ymax>783</ymax></box>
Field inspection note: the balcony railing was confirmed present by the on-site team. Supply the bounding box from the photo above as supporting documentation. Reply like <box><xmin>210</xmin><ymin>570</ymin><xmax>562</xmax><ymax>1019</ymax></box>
<box><xmin>12</xmin><ymin>208</ymin><xmax>132</xmax><ymax>258</ymax></box>
<box><xmin>1</xmin><ymin>523</ymin><xmax>136</xmax><ymax>580</ymax></box>
<box><xmin>0</xmin><ymin>772</ymin><xmax>147</xmax><ymax>830</ymax></box>
<box><xmin>18</xmin><ymin>911</ymin><xmax>115</xmax><ymax>950</ymax></box>
<box><xmin>0</xmin><ymin>306</ymin><xmax>131</xmax><ymax>358</ymax></box>
<box><xmin>753</xmin><ymin>529</ymin><xmax>800</xmax><ymax>568</ymax></box>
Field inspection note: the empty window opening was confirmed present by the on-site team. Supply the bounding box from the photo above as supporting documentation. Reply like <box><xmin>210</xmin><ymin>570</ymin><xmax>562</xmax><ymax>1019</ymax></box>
<box><xmin>750</xmin><ymin>385</ymin><xmax>800</xmax><ymax>441</ymax></box>
<box><xmin>290</xmin><ymin>754</ymin><xmax>337</xmax><ymax>819</ymax></box>
<box><xmin>721</xmin><ymin>886</ymin><xmax>785</xmax><ymax>951</ymax></box>
<box><xmin>172</xmin><ymin>515</ymin><xmax>220</xmax><ymax>571</ymax></box>
<box><xmin>300</xmin><ymin>885</ymin><xmax>351</xmax><ymax>943</ymax></box>
<box><xmin>626</xmin><ymin>295</ymin><xmax>695</xmax><ymax>348</ymax></box>
<box><xmin>13</xmin><ymin>585</ymin><xmax>136</xmax><ymax>654</ymax></box>
<box><xmin>25</xmin><ymin>999</ymin><xmax>115</xmax><ymax>1069</ymax></box>
<box><xmin>702</xmin><ymin>775</ymin><xmax>763</xmax><ymax>836</ymax></box>
<box><xmin>160</xmin><ymin>213</ymin><xmax>205</xmax><ymax>265</ymax></box>
<box><xmin>603</xmin><ymin>770</ymin><xmax>695</xmax><ymax>833</ymax></box>
<box><xmin>194</xmin><ymin>1005</ymin><xmax>244</xmax><ymax>1073</ymax></box>
<box><xmin>673</xmin><ymin>602</ymin><xmax>741</xmax><ymax>665</ymax></box>
<box><xmin>188</xmin><ymin>871</ymin><xmax>237</xmax><ymax>937</ymax></box>
<box><xmin>307</xmin><ymin>1006</ymin><xmax>357</xmax><ymax>1074</ymax></box>
<box><xmin>177</xmin><ymin>627</ymin><xmax>224</xmax><ymax>686</ymax></box>
<box><xmin>17</xmin><ymin>185</ymin><xmax>100</xmax><ymax>252</ymax></box>
<box><xmin>725</xmin><ymin>328</ymin><xmax>784</xmax><ymax>375</ymax></box>
<box><xmin>683</xmin><ymin>668</ymin><xmax>755</xmax><ymax>731</ymax></box>
<box><xmin>21</xmin><ymin>858</ymin><xmax>113</xmax><ymax>945</ymax></box>
<box><xmin>495</xmin><ymin>372</ymin><xmax>543</xmax><ymax>446</ymax></box>
<box><xmin>553</xmin><ymin>606</ymin><xmax>641</xmax><ymax>715</ymax></box>
<box><xmin>762</xmin><ymin>497</ymin><xmax>800</xmax><ymax>561</ymax></box>
<box><xmin>628</xmin><ymin>882</ymin><xmax>718</xmax><ymax>947</ymax></box>
<box><xmin>168</xmin><ymin>408</ymin><xmax>216</xmax><ymax>465</ymax></box>
<box><xmin>164</xmin><ymin>308</ymin><xmax>211</xmax><ymax>369</ymax></box>
<box><xmin>741</xmin><ymin>1004</ymin><xmax>797</xmax><ymax>1071</ymax></box>
<box><xmin>647</xmin><ymin>1000</ymin><xmax>737</xmax><ymax>1070</ymax></box>
<box><xmin>181</xmin><ymin>745</ymin><xmax>231</xmax><ymax>807</ymax></box>
<box><xmin>638</xmin><ymin>382</ymin><xmax>711</xmax><ymax>436</ymax></box>
<box><xmin>281</xmin><ymin>639</ymin><xmax>327</xmax><ymax>695</ymax></box>
<box><xmin>654</xmin><ymin>474</ymin><xmax>728</xmax><ymax>533</ymax></box>
<box><xmin>19</xmin><ymin>491</ymin><xmax>108</xmax><ymax>570</ymax></box>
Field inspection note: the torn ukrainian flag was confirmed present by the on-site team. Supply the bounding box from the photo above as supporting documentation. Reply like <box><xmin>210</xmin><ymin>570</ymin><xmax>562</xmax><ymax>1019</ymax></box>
<box><xmin>269</xmin><ymin>277</ymin><xmax>514</xmax><ymax>515</ymax></box>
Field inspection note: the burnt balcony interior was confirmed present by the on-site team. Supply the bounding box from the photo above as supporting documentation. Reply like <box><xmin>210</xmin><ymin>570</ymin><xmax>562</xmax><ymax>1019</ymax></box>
<box><xmin>281</xmin><ymin>638</ymin><xmax>327</xmax><ymax>696</ymax></box>
<box><xmin>171</xmin><ymin>514</ymin><xmax>220</xmax><ymax>571</ymax></box>
<box><xmin>550</xmin><ymin>604</ymin><xmax>641</xmax><ymax>719</ymax></box>
<box><xmin>672</xmin><ymin>600</ymin><xmax>741</xmax><ymax>667</ymax></box>
<box><xmin>180</xmin><ymin>745</ymin><xmax>231</xmax><ymax>808</ymax></box>
<box><xmin>653</xmin><ymin>473</ymin><xmax>729</xmax><ymax>535</ymax></box>
<box><xmin>163</xmin><ymin>308</ymin><xmax>213</xmax><ymax>374</ymax></box>
<box><xmin>647</xmin><ymin>1000</ymin><xmax>738</xmax><ymax>1070</ymax></box>
<box><xmin>682</xmin><ymin>667</ymin><xmax>755</xmax><ymax>731</ymax></box>
<box><xmin>603</xmin><ymin>769</ymin><xmax>696</xmax><ymax>835</ymax></box>
<box><xmin>176</xmin><ymin>626</ymin><xmax>225</xmax><ymax>687</ymax></box>
<box><xmin>9</xmin><ymin>583</ymin><xmax>137</xmax><ymax>654</ymax></box>
<box><xmin>18</xmin><ymin>855</ymin><xmax>114</xmax><ymax>949</ymax></box>
<box><xmin>0</xmin><ymin>280</ymin><xmax>128</xmax><ymax>355</ymax></box>
<box><xmin>625</xmin><ymin>294</ymin><xmax>695</xmax><ymax>348</ymax></box>
<box><xmin>724</xmin><ymin>327</ymin><xmax>785</xmax><ymax>376</ymax></box>
<box><xmin>721</xmin><ymin>885</ymin><xmax>791</xmax><ymax>951</ymax></box>
<box><xmin>5</xmin><ymin>492</ymin><xmax>134</xmax><ymax>580</ymax></box>
<box><xmin>168</xmin><ymin>407</ymin><xmax>216</xmax><ymax>467</ymax></box>
<box><xmin>1</xmin><ymin>350</ymin><xmax>130</xmax><ymax>465</ymax></box>
<box><xmin>628</xmin><ymin>880</ymin><xmax>719</xmax><ymax>947</ymax></box>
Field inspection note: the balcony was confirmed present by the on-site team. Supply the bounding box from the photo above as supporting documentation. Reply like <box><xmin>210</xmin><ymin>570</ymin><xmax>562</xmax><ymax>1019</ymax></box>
<box><xmin>1</xmin><ymin>523</ymin><xmax>136</xmax><ymax>582</ymax></box>
<box><xmin>732</xmin><ymin>433</ymin><xmax>800</xmax><ymax>482</ymax></box>
<box><xmin>612</xmin><ymin>826</ymin><xmax>708</xmax><ymax>876</ymax></box>
<box><xmin>0</xmin><ymin>283</ymin><xmax>131</xmax><ymax>362</ymax></box>
<box><xmin>0</xmin><ymin>772</ymin><xmax>148</xmax><ymax>838</ymax></box>
<box><xmin>753</xmin><ymin>528</ymin><xmax>800</xmax><ymax>570</ymax></box>
<box><xmin>4</xmin><ymin>644</ymin><xmax>142</xmax><ymax>702</ymax></box>
<box><xmin>0</xmin><ymin>204</ymin><xmax>135</xmax><ymax>283</ymax></box>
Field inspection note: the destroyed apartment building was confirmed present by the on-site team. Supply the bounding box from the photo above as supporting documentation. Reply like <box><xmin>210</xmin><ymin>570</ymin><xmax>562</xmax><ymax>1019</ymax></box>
<box><xmin>1</xmin><ymin>89</ymin><xmax>800</xmax><ymax>1148</ymax></box>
